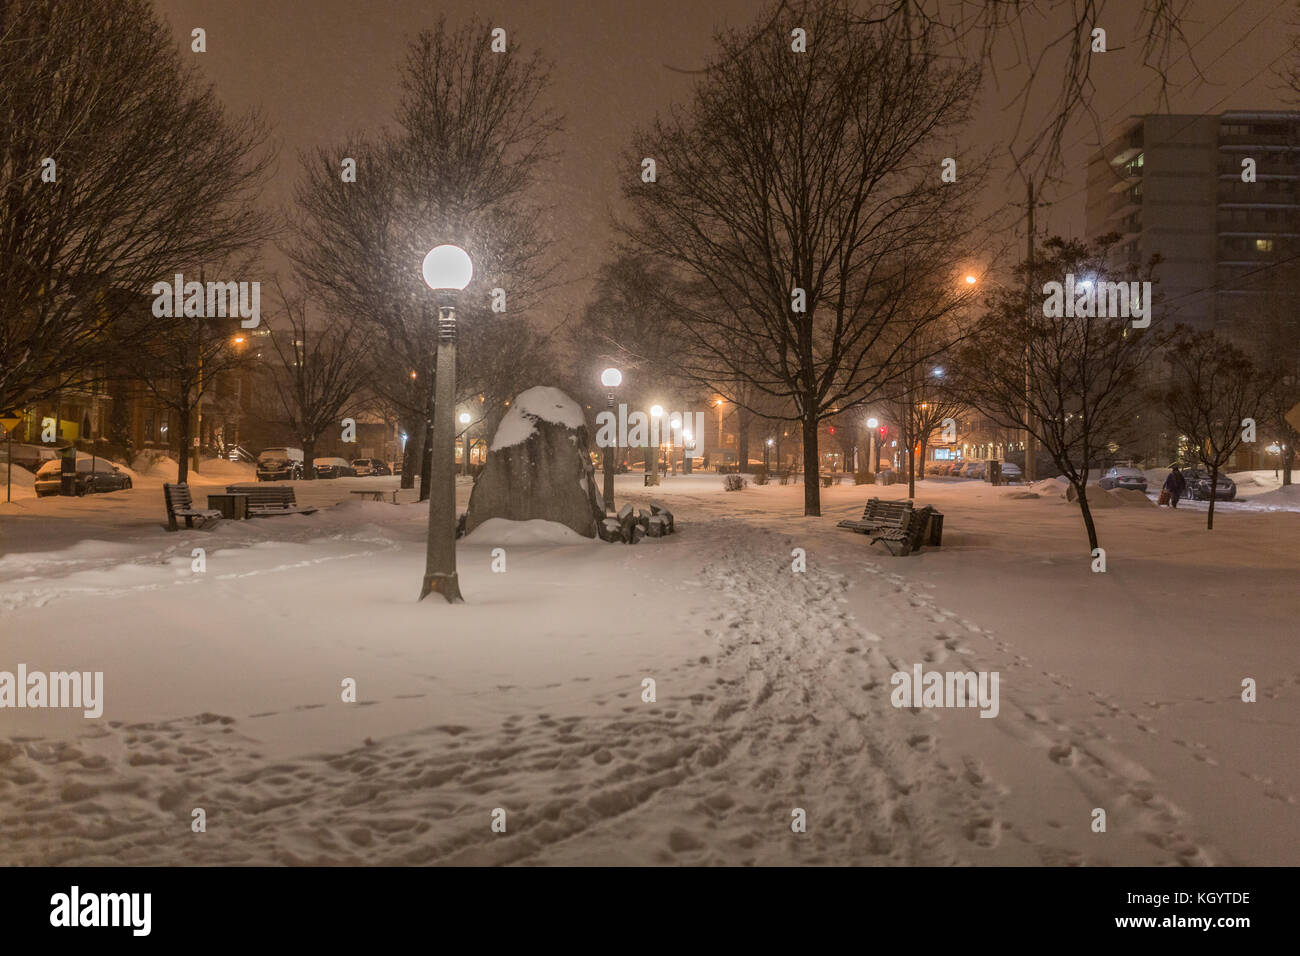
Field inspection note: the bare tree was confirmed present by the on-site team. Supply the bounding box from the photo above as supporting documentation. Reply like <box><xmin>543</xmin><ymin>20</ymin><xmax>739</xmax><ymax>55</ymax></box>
<box><xmin>263</xmin><ymin>287</ymin><xmax>370</xmax><ymax>479</ymax></box>
<box><xmin>958</xmin><ymin>236</ymin><xmax>1169</xmax><ymax>553</ymax></box>
<box><xmin>293</xmin><ymin>17</ymin><xmax>560</xmax><ymax>497</ymax></box>
<box><xmin>1251</xmin><ymin>259</ymin><xmax>1300</xmax><ymax>485</ymax></box>
<box><xmin>623</xmin><ymin>0</ymin><xmax>984</xmax><ymax>515</ymax></box>
<box><xmin>0</xmin><ymin>0</ymin><xmax>273</xmax><ymax>414</ymax></box>
<box><xmin>1163</xmin><ymin>329</ymin><xmax>1263</xmax><ymax>531</ymax></box>
<box><xmin>117</xmin><ymin>301</ymin><xmax>251</xmax><ymax>485</ymax></box>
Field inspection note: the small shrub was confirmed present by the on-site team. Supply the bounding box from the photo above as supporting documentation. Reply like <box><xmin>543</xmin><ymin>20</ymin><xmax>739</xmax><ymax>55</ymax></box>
<box><xmin>753</xmin><ymin>466</ymin><xmax>769</xmax><ymax>485</ymax></box>
<box><xmin>854</xmin><ymin>470</ymin><xmax>874</xmax><ymax>485</ymax></box>
<box><xmin>778</xmin><ymin>471</ymin><xmax>790</xmax><ymax>485</ymax></box>
<box><xmin>723</xmin><ymin>473</ymin><xmax>747</xmax><ymax>491</ymax></box>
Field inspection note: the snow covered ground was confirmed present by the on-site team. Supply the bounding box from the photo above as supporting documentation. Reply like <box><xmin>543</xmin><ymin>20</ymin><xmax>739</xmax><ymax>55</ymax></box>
<box><xmin>0</xmin><ymin>467</ymin><xmax>1296</xmax><ymax>865</ymax></box>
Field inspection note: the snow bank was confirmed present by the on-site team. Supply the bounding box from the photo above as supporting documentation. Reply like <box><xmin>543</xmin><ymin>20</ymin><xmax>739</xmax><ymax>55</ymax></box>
<box><xmin>1243</xmin><ymin>484</ymin><xmax>1300</xmax><ymax>508</ymax></box>
<box><xmin>1106</xmin><ymin>487</ymin><xmax>1155</xmax><ymax>507</ymax></box>
<box><xmin>462</xmin><ymin>516</ymin><xmax>595</xmax><ymax>545</ymax></box>
<box><xmin>1029</xmin><ymin>477</ymin><xmax>1069</xmax><ymax>497</ymax></box>
<box><xmin>490</xmin><ymin>386</ymin><xmax>586</xmax><ymax>452</ymax></box>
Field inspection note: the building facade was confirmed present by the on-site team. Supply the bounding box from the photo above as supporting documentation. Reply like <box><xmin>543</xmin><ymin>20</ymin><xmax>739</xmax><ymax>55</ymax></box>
<box><xmin>1085</xmin><ymin>110</ymin><xmax>1300</xmax><ymax>335</ymax></box>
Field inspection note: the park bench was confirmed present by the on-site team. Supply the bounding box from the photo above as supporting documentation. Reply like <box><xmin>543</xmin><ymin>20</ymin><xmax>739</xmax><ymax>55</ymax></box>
<box><xmin>869</xmin><ymin>505</ymin><xmax>934</xmax><ymax>556</ymax></box>
<box><xmin>163</xmin><ymin>483</ymin><xmax>222</xmax><ymax>532</ymax></box>
<box><xmin>350</xmin><ymin>488</ymin><xmax>399</xmax><ymax>503</ymax></box>
<box><xmin>837</xmin><ymin>497</ymin><xmax>912</xmax><ymax>535</ymax></box>
<box><xmin>225</xmin><ymin>485</ymin><xmax>318</xmax><ymax>517</ymax></box>
<box><xmin>838</xmin><ymin>497</ymin><xmax>944</xmax><ymax>556</ymax></box>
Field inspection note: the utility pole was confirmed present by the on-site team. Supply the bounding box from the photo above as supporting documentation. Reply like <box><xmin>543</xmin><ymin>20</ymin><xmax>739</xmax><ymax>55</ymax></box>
<box><xmin>1024</xmin><ymin>178</ymin><xmax>1037</xmax><ymax>483</ymax></box>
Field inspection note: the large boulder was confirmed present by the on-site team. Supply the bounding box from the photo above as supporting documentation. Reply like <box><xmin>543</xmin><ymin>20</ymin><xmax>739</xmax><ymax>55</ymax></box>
<box><xmin>464</xmin><ymin>386</ymin><xmax>605</xmax><ymax>538</ymax></box>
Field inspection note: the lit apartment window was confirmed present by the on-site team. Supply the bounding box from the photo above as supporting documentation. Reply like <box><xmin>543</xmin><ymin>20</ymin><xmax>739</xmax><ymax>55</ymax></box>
<box><xmin>1256</xmin><ymin>238</ymin><xmax>1274</xmax><ymax>252</ymax></box>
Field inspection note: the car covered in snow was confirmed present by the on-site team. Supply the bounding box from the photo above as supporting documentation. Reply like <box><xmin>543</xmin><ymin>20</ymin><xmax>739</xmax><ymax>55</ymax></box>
<box><xmin>1098</xmin><ymin>466</ymin><xmax>1148</xmax><ymax>492</ymax></box>
<box><xmin>1184</xmin><ymin>467</ymin><xmax>1236</xmax><ymax>501</ymax></box>
<box><xmin>256</xmin><ymin>447</ymin><xmax>304</xmax><ymax>481</ymax></box>
<box><xmin>33</xmin><ymin>456</ymin><xmax>133</xmax><ymax>497</ymax></box>
<box><xmin>313</xmin><ymin>457</ymin><xmax>356</xmax><ymax>479</ymax></box>
<box><xmin>351</xmin><ymin>458</ymin><xmax>391</xmax><ymax>477</ymax></box>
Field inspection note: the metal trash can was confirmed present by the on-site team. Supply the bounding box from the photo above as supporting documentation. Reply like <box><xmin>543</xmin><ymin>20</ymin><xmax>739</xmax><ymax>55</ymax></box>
<box><xmin>986</xmin><ymin>460</ymin><xmax>1002</xmax><ymax>486</ymax></box>
<box><xmin>59</xmin><ymin>446</ymin><xmax>77</xmax><ymax>496</ymax></box>
<box><xmin>927</xmin><ymin>511</ymin><xmax>944</xmax><ymax>546</ymax></box>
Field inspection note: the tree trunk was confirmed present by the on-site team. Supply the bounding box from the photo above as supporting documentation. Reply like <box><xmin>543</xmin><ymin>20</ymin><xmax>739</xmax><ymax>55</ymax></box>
<box><xmin>1284</xmin><ymin>445</ymin><xmax>1295</xmax><ymax>486</ymax></box>
<box><xmin>802</xmin><ymin>414</ymin><xmax>820</xmax><ymax>516</ymax></box>
<box><xmin>176</xmin><ymin>406</ymin><xmax>191</xmax><ymax>485</ymax></box>
<box><xmin>918</xmin><ymin>438</ymin><xmax>928</xmax><ymax>483</ymax></box>
<box><xmin>1207</xmin><ymin>462</ymin><xmax>1218</xmax><ymax>531</ymax></box>
<box><xmin>737</xmin><ymin>407</ymin><xmax>751</xmax><ymax>473</ymax></box>
<box><xmin>1075</xmin><ymin>483</ymin><xmax>1100</xmax><ymax>552</ymax></box>
<box><xmin>399</xmin><ymin>416</ymin><xmax>418</xmax><ymax>489</ymax></box>
<box><xmin>419</xmin><ymin>416</ymin><xmax>433</xmax><ymax>502</ymax></box>
<box><xmin>302</xmin><ymin>437</ymin><xmax>316</xmax><ymax>480</ymax></box>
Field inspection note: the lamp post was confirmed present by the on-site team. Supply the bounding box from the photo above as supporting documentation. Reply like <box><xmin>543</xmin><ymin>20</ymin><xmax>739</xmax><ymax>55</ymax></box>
<box><xmin>600</xmin><ymin>368</ymin><xmax>621</xmax><ymax>511</ymax></box>
<box><xmin>866</xmin><ymin>417</ymin><xmax>879</xmax><ymax>472</ymax></box>
<box><xmin>765</xmin><ymin>437</ymin><xmax>773</xmax><ymax>472</ymax></box>
<box><xmin>418</xmin><ymin>244</ymin><xmax>473</xmax><ymax>604</ymax></box>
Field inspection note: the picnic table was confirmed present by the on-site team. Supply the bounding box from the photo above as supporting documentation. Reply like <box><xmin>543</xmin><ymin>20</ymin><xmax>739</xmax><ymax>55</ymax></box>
<box><xmin>350</xmin><ymin>488</ymin><xmax>399</xmax><ymax>504</ymax></box>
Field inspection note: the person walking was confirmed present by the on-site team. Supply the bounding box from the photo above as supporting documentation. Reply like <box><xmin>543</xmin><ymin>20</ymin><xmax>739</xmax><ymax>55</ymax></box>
<box><xmin>1163</xmin><ymin>465</ymin><xmax>1186</xmax><ymax>509</ymax></box>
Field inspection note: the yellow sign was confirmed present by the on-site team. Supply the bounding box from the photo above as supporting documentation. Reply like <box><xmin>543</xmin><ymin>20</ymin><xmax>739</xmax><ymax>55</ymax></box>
<box><xmin>0</xmin><ymin>410</ymin><xmax>21</xmax><ymax>433</ymax></box>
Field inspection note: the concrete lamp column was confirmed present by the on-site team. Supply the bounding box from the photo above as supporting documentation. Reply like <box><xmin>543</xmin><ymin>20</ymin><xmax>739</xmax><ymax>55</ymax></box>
<box><xmin>419</xmin><ymin>244</ymin><xmax>473</xmax><ymax>604</ymax></box>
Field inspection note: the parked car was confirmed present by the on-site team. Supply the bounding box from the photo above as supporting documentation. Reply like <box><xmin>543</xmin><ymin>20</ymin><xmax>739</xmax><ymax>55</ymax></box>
<box><xmin>1184</xmin><ymin>467</ymin><xmax>1236</xmax><ymax>501</ymax></box>
<box><xmin>999</xmin><ymin>462</ymin><xmax>1024</xmax><ymax>483</ymax></box>
<box><xmin>351</xmin><ymin>458</ymin><xmax>391</xmax><ymax>477</ymax></box>
<box><xmin>256</xmin><ymin>447</ymin><xmax>304</xmax><ymax>481</ymax></box>
<box><xmin>1098</xmin><ymin>466</ymin><xmax>1148</xmax><ymax>492</ymax></box>
<box><xmin>33</xmin><ymin>457</ymin><xmax>133</xmax><ymax>497</ymax></box>
<box><xmin>313</xmin><ymin>457</ymin><xmax>356</xmax><ymax>479</ymax></box>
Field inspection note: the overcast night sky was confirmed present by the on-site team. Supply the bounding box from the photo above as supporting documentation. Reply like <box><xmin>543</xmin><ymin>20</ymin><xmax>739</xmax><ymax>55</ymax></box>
<box><xmin>151</xmin><ymin>0</ymin><xmax>1294</xmax><ymax>325</ymax></box>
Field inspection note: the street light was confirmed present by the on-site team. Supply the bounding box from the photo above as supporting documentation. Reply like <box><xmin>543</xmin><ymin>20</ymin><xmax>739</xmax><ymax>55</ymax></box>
<box><xmin>418</xmin><ymin>243</ymin><xmax>473</xmax><ymax>604</ymax></box>
<box><xmin>648</xmin><ymin>405</ymin><xmax>663</xmax><ymax>483</ymax></box>
<box><xmin>600</xmin><ymin>368</ymin><xmax>621</xmax><ymax>510</ymax></box>
<box><xmin>866</xmin><ymin>417</ymin><xmax>879</xmax><ymax>472</ymax></box>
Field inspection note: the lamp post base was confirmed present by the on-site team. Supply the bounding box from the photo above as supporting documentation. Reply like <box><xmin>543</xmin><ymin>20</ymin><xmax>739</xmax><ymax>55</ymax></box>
<box><xmin>419</xmin><ymin>572</ymin><xmax>463</xmax><ymax>604</ymax></box>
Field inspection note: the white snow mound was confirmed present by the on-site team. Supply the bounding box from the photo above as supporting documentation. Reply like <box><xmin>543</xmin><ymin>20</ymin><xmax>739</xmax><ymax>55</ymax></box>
<box><xmin>462</xmin><ymin>517</ymin><xmax>594</xmax><ymax>545</ymax></box>
<box><xmin>490</xmin><ymin>386</ymin><xmax>586</xmax><ymax>451</ymax></box>
<box><xmin>1107</xmin><ymin>487</ymin><xmax>1155</xmax><ymax>507</ymax></box>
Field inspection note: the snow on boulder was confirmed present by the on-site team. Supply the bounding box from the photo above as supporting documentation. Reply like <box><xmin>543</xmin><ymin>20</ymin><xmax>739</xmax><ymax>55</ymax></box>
<box><xmin>490</xmin><ymin>386</ymin><xmax>586</xmax><ymax>452</ymax></box>
<box><xmin>463</xmin><ymin>517</ymin><xmax>595</xmax><ymax>546</ymax></box>
<box><xmin>466</xmin><ymin>386</ymin><xmax>605</xmax><ymax>538</ymax></box>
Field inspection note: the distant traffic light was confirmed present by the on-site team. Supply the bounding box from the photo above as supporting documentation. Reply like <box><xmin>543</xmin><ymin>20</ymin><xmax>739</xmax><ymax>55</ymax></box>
<box><xmin>828</xmin><ymin>425</ymin><xmax>836</xmax><ymax>435</ymax></box>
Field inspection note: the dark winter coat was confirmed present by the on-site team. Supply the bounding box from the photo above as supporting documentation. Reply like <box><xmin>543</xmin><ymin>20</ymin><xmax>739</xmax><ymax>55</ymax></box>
<box><xmin>1163</xmin><ymin>469</ymin><xmax>1186</xmax><ymax>496</ymax></box>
